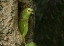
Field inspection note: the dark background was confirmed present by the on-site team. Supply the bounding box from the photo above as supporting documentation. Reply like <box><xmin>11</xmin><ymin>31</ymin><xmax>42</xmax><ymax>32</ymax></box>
<box><xmin>33</xmin><ymin>0</ymin><xmax>64</xmax><ymax>46</ymax></box>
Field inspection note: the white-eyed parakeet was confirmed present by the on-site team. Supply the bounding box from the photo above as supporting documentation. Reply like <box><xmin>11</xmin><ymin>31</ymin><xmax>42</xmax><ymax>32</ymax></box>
<box><xmin>18</xmin><ymin>8</ymin><xmax>37</xmax><ymax>46</ymax></box>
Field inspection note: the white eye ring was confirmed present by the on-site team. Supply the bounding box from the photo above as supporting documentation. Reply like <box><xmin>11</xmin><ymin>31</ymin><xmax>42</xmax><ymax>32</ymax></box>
<box><xmin>27</xmin><ymin>8</ymin><xmax>31</xmax><ymax>12</ymax></box>
<box><xmin>27</xmin><ymin>10</ymin><xmax>30</xmax><ymax>12</ymax></box>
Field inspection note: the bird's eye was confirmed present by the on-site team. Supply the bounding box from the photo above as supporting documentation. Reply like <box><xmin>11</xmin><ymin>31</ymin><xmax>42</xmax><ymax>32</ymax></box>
<box><xmin>27</xmin><ymin>10</ymin><xmax>30</xmax><ymax>12</ymax></box>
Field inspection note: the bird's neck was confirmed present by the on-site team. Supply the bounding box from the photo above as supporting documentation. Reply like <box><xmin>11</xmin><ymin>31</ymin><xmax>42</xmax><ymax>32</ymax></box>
<box><xmin>21</xmin><ymin>16</ymin><xmax>29</xmax><ymax>21</ymax></box>
<box><xmin>20</xmin><ymin>17</ymin><xmax>29</xmax><ymax>22</ymax></box>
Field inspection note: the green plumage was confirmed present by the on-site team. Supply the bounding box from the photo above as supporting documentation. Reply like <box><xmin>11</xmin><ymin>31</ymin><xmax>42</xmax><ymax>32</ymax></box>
<box><xmin>18</xmin><ymin>8</ymin><xmax>33</xmax><ymax>38</ymax></box>
<box><xmin>26</xmin><ymin>42</ymin><xmax>37</xmax><ymax>46</ymax></box>
<box><xmin>18</xmin><ymin>8</ymin><xmax>37</xmax><ymax>46</ymax></box>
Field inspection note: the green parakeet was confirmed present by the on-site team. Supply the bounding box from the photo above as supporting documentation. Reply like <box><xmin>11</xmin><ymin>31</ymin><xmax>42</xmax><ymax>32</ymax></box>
<box><xmin>18</xmin><ymin>8</ymin><xmax>33</xmax><ymax>38</ymax></box>
<box><xmin>18</xmin><ymin>8</ymin><xmax>37</xmax><ymax>46</ymax></box>
<box><xmin>26</xmin><ymin>42</ymin><xmax>37</xmax><ymax>46</ymax></box>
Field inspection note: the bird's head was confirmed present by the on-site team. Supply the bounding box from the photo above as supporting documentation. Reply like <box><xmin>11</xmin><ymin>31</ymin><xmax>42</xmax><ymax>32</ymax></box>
<box><xmin>22</xmin><ymin>8</ymin><xmax>34</xmax><ymax>16</ymax></box>
<box><xmin>20</xmin><ymin>8</ymin><xmax>34</xmax><ymax>20</ymax></box>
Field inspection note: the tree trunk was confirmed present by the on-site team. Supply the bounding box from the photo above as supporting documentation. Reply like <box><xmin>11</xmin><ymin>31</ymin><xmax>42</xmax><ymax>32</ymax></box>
<box><xmin>0</xmin><ymin>0</ymin><xmax>22</xmax><ymax>46</ymax></box>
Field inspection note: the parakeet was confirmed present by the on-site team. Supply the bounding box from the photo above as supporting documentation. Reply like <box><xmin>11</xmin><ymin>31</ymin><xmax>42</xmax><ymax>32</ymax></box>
<box><xmin>18</xmin><ymin>8</ymin><xmax>37</xmax><ymax>46</ymax></box>
<box><xmin>26</xmin><ymin>42</ymin><xmax>37</xmax><ymax>46</ymax></box>
<box><xmin>18</xmin><ymin>8</ymin><xmax>33</xmax><ymax>38</ymax></box>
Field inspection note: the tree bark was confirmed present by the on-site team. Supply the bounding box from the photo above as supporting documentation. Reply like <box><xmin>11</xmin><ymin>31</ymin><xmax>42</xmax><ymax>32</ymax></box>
<box><xmin>0</xmin><ymin>0</ymin><xmax>22</xmax><ymax>46</ymax></box>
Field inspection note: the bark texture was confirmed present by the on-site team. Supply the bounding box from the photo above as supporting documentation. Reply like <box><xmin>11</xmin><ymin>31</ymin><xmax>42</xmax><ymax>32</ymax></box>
<box><xmin>0</xmin><ymin>0</ymin><xmax>22</xmax><ymax>46</ymax></box>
